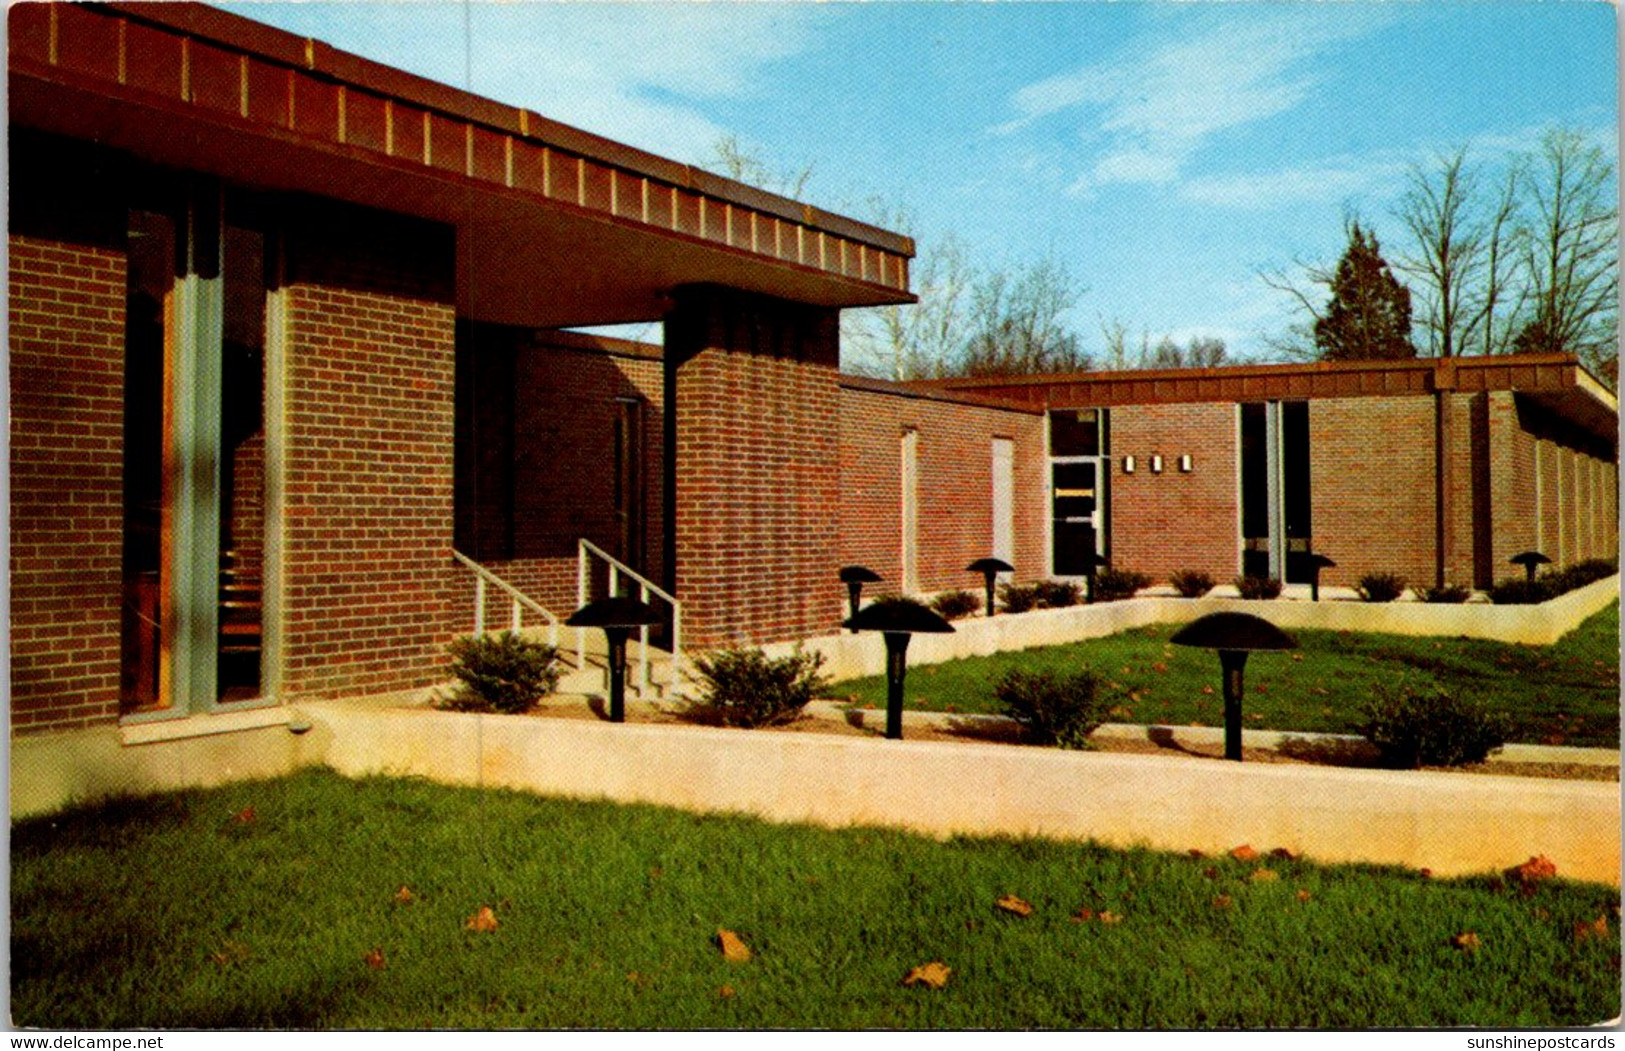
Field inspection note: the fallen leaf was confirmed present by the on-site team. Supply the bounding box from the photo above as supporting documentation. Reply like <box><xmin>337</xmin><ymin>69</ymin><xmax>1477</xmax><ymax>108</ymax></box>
<box><xmin>1269</xmin><ymin>847</ymin><xmax>1298</xmax><ymax>861</ymax></box>
<box><xmin>1152</xmin><ymin>662</ymin><xmax>1169</xmax><ymax>673</ymax></box>
<box><xmin>466</xmin><ymin>906</ymin><xmax>499</xmax><ymax>932</ymax></box>
<box><xmin>1070</xmin><ymin>907</ymin><xmax>1094</xmax><ymax>923</ymax></box>
<box><xmin>902</xmin><ymin>961</ymin><xmax>951</xmax><ymax>989</ymax></box>
<box><xmin>1097</xmin><ymin>911</ymin><xmax>1123</xmax><ymax>925</ymax></box>
<box><xmin>1202</xmin><ymin>866</ymin><xmax>1219</xmax><ymax>880</ymax></box>
<box><xmin>717</xmin><ymin>928</ymin><xmax>753</xmax><ymax>963</ymax></box>
<box><xmin>393</xmin><ymin>885</ymin><xmax>416</xmax><ymax>905</ymax></box>
<box><xmin>1450</xmin><ymin>932</ymin><xmax>1481</xmax><ymax>953</ymax></box>
<box><xmin>1230</xmin><ymin>845</ymin><xmax>1259</xmax><ymax>862</ymax></box>
<box><xmin>1187</xmin><ymin>849</ymin><xmax>1205</xmax><ymax>859</ymax></box>
<box><xmin>1212</xmin><ymin>895</ymin><xmax>1234</xmax><ymax>910</ymax></box>
<box><xmin>1296</xmin><ymin>889</ymin><xmax>1313</xmax><ymax>903</ymax></box>
<box><xmin>717</xmin><ymin>985</ymin><xmax>736</xmax><ymax>1000</ymax></box>
<box><xmin>1508</xmin><ymin>855</ymin><xmax>1558</xmax><ymax>887</ymax></box>
<box><xmin>995</xmin><ymin>894</ymin><xmax>1034</xmax><ymax>917</ymax></box>
<box><xmin>1292</xmin><ymin>653</ymin><xmax>1305</xmax><ymax>662</ymax></box>
<box><xmin>210</xmin><ymin>939</ymin><xmax>251</xmax><ymax>967</ymax></box>
<box><xmin>1201</xmin><ymin>685</ymin><xmax>1214</xmax><ymax>695</ymax></box>
<box><xmin>1574</xmin><ymin>916</ymin><xmax>1610</xmax><ymax>943</ymax></box>
<box><xmin>231</xmin><ymin>806</ymin><xmax>257</xmax><ymax>825</ymax></box>
<box><xmin>1250</xmin><ymin>868</ymin><xmax>1280</xmax><ymax>883</ymax></box>
<box><xmin>363</xmin><ymin>947</ymin><xmax>386</xmax><ymax>970</ymax></box>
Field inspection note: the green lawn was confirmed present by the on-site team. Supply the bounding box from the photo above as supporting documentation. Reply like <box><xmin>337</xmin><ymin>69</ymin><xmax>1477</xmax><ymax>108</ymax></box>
<box><xmin>11</xmin><ymin>770</ymin><xmax>1620</xmax><ymax>1028</ymax></box>
<box><xmin>834</xmin><ymin>602</ymin><xmax>1621</xmax><ymax>748</ymax></box>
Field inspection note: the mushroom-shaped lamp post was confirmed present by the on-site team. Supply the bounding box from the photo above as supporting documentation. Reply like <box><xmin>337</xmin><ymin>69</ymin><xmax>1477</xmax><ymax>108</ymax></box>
<box><xmin>1306</xmin><ymin>554</ymin><xmax>1337</xmax><ymax>602</ymax></box>
<box><xmin>838</xmin><ymin>566</ymin><xmax>882</xmax><ymax>633</ymax></box>
<box><xmin>1510</xmin><ymin>550</ymin><xmax>1551</xmax><ymax>582</ymax></box>
<box><xmin>1170</xmin><ymin>612</ymin><xmax>1297</xmax><ymax>762</ymax></box>
<box><xmin>564</xmin><ymin>596</ymin><xmax>663</xmax><ymax>723</ymax></box>
<box><xmin>844</xmin><ymin>599</ymin><xmax>955</xmax><ymax>740</ymax></box>
<box><xmin>966</xmin><ymin>557</ymin><xmax>1014</xmax><ymax>617</ymax></box>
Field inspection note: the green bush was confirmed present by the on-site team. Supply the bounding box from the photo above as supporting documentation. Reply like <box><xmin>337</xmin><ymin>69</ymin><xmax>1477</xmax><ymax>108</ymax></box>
<box><xmin>688</xmin><ymin>646</ymin><xmax>828</xmax><ymax>729</ymax></box>
<box><xmin>1033</xmin><ymin>579</ymin><xmax>1083</xmax><ymax>608</ymax></box>
<box><xmin>998</xmin><ymin>582</ymin><xmax>1042</xmax><ymax>614</ymax></box>
<box><xmin>930</xmin><ymin>589</ymin><xmax>984</xmax><ymax>621</ymax></box>
<box><xmin>1419</xmin><ymin>582</ymin><xmax>1472</xmax><ymax>604</ymax></box>
<box><xmin>1550</xmin><ymin>558</ymin><xmax>1618</xmax><ymax>593</ymax></box>
<box><xmin>1357</xmin><ymin>572</ymin><xmax>1408</xmax><ymax>603</ymax></box>
<box><xmin>1233</xmin><ymin>575</ymin><xmax>1282</xmax><ymax>600</ymax></box>
<box><xmin>1093</xmin><ymin>567</ymin><xmax>1151</xmax><ymax>602</ymax></box>
<box><xmin>994</xmin><ymin>669</ymin><xmax>1106</xmax><ymax>749</ymax></box>
<box><xmin>1168</xmin><ymin>569</ymin><xmax>1215</xmax><ymax>598</ymax></box>
<box><xmin>442</xmin><ymin>631</ymin><xmax>561</xmax><ymax>714</ymax></box>
<box><xmin>1486</xmin><ymin>577</ymin><xmax>1555</xmax><ymax>605</ymax></box>
<box><xmin>1358</xmin><ymin>681</ymin><xmax>1511</xmax><ymax>768</ymax></box>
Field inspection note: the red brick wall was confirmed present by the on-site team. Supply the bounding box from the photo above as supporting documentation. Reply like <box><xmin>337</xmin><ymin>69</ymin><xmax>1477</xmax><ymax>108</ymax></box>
<box><xmin>278</xmin><ymin>283</ymin><xmax>460</xmax><ymax>699</ymax></box>
<box><xmin>1440</xmin><ymin>392</ymin><xmax>1477</xmax><ymax>586</ymax></box>
<box><xmin>838</xmin><ymin>385</ymin><xmax>1045</xmax><ymax>597</ymax></box>
<box><xmin>467</xmin><ymin>337</ymin><xmax>666</xmax><ymax>622</ymax></box>
<box><xmin>9</xmin><ymin>236</ymin><xmax>127</xmax><ymax>732</ymax></box>
<box><xmin>1108</xmin><ymin>403</ymin><xmax>1239</xmax><ymax>583</ymax></box>
<box><xmin>666</xmin><ymin>287</ymin><xmax>842</xmax><ymax>647</ymax></box>
<box><xmin>1309</xmin><ymin>396</ymin><xmax>1437</xmax><ymax>588</ymax></box>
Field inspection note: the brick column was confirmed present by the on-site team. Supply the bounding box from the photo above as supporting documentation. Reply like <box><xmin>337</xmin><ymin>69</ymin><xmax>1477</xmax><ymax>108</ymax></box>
<box><xmin>664</xmin><ymin>285</ymin><xmax>842</xmax><ymax>647</ymax></box>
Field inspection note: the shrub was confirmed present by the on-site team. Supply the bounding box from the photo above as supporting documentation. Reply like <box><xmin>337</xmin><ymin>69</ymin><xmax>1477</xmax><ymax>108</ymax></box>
<box><xmin>1486</xmin><ymin>577</ymin><xmax>1556</xmax><ymax>605</ymax></box>
<box><xmin>1092</xmin><ymin>567</ymin><xmax>1151</xmax><ymax>602</ymax></box>
<box><xmin>1419</xmin><ymin>582</ymin><xmax>1472</xmax><ymax>604</ymax></box>
<box><xmin>1550</xmin><ymin>558</ymin><xmax>1618</xmax><ymax>593</ymax></box>
<box><xmin>930</xmin><ymin>589</ymin><xmax>984</xmax><ymax>621</ymax></box>
<box><xmin>688</xmin><ymin>646</ymin><xmax>828</xmax><ymax>729</ymax></box>
<box><xmin>442</xmin><ymin>631</ymin><xmax>561</xmax><ymax>714</ymax></box>
<box><xmin>994</xmin><ymin>669</ymin><xmax>1106</xmax><ymax>749</ymax></box>
<box><xmin>998</xmin><ymin>582</ymin><xmax>1043</xmax><ymax>614</ymax></box>
<box><xmin>1033</xmin><ymin>579</ymin><xmax>1082</xmax><ymax>608</ymax></box>
<box><xmin>1358</xmin><ymin>681</ymin><xmax>1511</xmax><ymax>768</ymax></box>
<box><xmin>1233</xmin><ymin>575</ymin><xmax>1282</xmax><ymax>600</ymax></box>
<box><xmin>1168</xmin><ymin>569</ymin><xmax>1215</xmax><ymax>598</ymax></box>
<box><xmin>1357</xmin><ymin>572</ymin><xmax>1408</xmax><ymax>603</ymax></box>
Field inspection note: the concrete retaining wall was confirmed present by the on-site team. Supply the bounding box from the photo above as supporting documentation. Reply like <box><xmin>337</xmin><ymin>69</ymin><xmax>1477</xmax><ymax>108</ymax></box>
<box><xmin>778</xmin><ymin>575</ymin><xmax>1620</xmax><ymax>681</ymax></box>
<box><xmin>303</xmin><ymin>702</ymin><xmax>1620</xmax><ymax>885</ymax></box>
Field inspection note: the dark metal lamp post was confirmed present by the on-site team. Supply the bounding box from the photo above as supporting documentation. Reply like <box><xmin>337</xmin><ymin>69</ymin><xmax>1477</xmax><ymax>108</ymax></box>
<box><xmin>844</xmin><ymin>598</ymin><xmax>954</xmax><ymax>740</ymax></box>
<box><xmin>1510</xmin><ymin>550</ymin><xmax>1551</xmax><ymax>582</ymax></box>
<box><xmin>965</xmin><ymin>557</ymin><xmax>1014</xmax><ymax>617</ymax></box>
<box><xmin>1076</xmin><ymin>550</ymin><xmax>1108</xmax><ymax>604</ymax></box>
<box><xmin>564</xmin><ymin>596</ymin><xmax>663</xmax><ymax>723</ymax></box>
<box><xmin>1170</xmin><ymin>612</ymin><xmax>1297</xmax><ymax>762</ymax></box>
<box><xmin>838</xmin><ymin>565</ymin><xmax>882</xmax><ymax>633</ymax></box>
<box><xmin>1306</xmin><ymin>554</ymin><xmax>1336</xmax><ymax>602</ymax></box>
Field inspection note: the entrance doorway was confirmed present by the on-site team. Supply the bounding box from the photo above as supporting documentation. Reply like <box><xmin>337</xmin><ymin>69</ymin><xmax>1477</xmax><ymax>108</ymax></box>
<box><xmin>1239</xmin><ymin>401</ymin><xmax>1312</xmax><ymax>582</ymax></box>
<box><xmin>1049</xmin><ymin>409</ymin><xmax>1107</xmax><ymax>576</ymax></box>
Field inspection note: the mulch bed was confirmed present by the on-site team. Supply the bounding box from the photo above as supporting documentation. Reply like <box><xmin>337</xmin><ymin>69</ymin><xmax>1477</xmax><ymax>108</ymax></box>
<box><xmin>521</xmin><ymin>699</ymin><xmax>1618</xmax><ymax>783</ymax></box>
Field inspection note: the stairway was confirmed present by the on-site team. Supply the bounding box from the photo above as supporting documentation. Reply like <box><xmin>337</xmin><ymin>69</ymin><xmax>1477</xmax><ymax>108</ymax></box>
<box><xmin>553</xmin><ymin>631</ymin><xmax>681</xmax><ymax>701</ymax></box>
<box><xmin>218</xmin><ymin>548</ymin><xmax>262</xmax><ymax>690</ymax></box>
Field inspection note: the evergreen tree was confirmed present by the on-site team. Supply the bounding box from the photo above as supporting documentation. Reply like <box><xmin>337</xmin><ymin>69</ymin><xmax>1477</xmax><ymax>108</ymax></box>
<box><xmin>1313</xmin><ymin>223</ymin><xmax>1417</xmax><ymax>361</ymax></box>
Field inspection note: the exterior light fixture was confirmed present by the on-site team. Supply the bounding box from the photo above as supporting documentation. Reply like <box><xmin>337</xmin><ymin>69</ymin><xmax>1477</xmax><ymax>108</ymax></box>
<box><xmin>838</xmin><ymin>565</ymin><xmax>882</xmax><ymax>632</ymax></box>
<box><xmin>1170</xmin><ymin>612</ymin><xmax>1297</xmax><ymax>761</ymax></box>
<box><xmin>966</xmin><ymin>557</ymin><xmax>1014</xmax><ymax>617</ymax></box>
<box><xmin>1179</xmin><ymin>455</ymin><xmax>1193</xmax><ymax>473</ymax></box>
<box><xmin>1150</xmin><ymin>455</ymin><xmax>1164</xmax><ymax>474</ymax></box>
<box><xmin>564</xmin><ymin>596</ymin><xmax>663</xmax><ymax>723</ymax></box>
<box><xmin>1306</xmin><ymin>553</ymin><xmax>1336</xmax><ymax>601</ymax></box>
<box><xmin>843</xmin><ymin>598</ymin><xmax>955</xmax><ymax>740</ymax></box>
<box><xmin>1122</xmin><ymin>455</ymin><xmax>1136</xmax><ymax>474</ymax></box>
<box><xmin>1510</xmin><ymin>550</ymin><xmax>1551</xmax><ymax>582</ymax></box>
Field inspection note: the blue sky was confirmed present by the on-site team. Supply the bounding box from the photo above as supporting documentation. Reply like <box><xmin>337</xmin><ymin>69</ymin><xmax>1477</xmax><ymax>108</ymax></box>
<box><xmin>222</xmin><ymin>1</ymin><xmax>1617</xmax><ymax>362</ymax></box>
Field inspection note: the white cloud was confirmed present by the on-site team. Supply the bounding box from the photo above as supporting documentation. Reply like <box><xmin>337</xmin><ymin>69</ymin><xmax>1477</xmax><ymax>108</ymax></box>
<box><xmin>1002</xmin><ymin>8</ymin><xmax>1394</xmax><ymax>196</ymax></box>
<box><xmin>1181</xmin><ymin>156</ymin><xmax>1410</xmax><ymax>210</ymax></box>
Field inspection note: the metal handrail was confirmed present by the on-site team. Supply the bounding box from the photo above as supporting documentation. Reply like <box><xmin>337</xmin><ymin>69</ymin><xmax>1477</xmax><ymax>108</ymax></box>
<box><xmin>577</xmin><ymin>538</ymin><xmax>681</xmax><ymax>701</ymax></box>
<box><xmin>451</xmin><ymin>550</ymin><xmax>562</xmax><ymax>653</ymax></box>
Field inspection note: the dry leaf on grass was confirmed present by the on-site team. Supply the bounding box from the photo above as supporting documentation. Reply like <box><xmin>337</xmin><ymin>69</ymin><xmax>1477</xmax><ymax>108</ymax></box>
<box><xmin>1070</xmin><ymin>907</ymin><xmax>1094</xmax><ymax>923</ymax></box>
<box><xmin>231</xmin><ymin>806</ymin><xmax>257</xmax><ymax>825</ymax></box>
<box><xmin>995</xmin><ymin>894</ymin><xmax>1034</xmax><ymax>917</ymax></box>
<box><xmin>1574</xmin><ymin>916</ymin><xmax>1610</xmax><ymax>943</ymax></box>
<box><xmin>717</xmin><ymin>928</ymin><xmax>753</xmax><ymax>962</ymax></box>
<box><xmin>1097</xmin><ymin>911</ymin><xmax>1123</xmax><ymax>925</ymax></box>
<box><xmin>717</xmin><ymin>985</ymin><xmax>736</xmax><ymax>1000</ymax></box>
<box><xmin>1229</xmin><ymin>845</ymin><xmax>1259</xmax><ymax>862</ymax></box>
<box><xmin>363</xmin><ymin>947</ymin><xmax>386</xmax><ymax>970</ymax></box>
<box><xmin>1296</xmin><ymin>889</ymin><xmax>1313</xmax><ymax>903</ymax></box>
<box><xmin>1250</xmin><ymin>868</ymin><xmax>1280</xmax><ymax>883</ymax></box>
<box><xmin>1451</xmin><ymin>932</ymin><xmax>1481</xmax><ymax>952</ymax></box>
<box><xmin>1212</xmin><ymin>895</ymin><xmax>1234</xmax><ymax>910</ymax></box>
<box><xmin>1508</xmin><ymin>855</ymin><xmax>1558</xmax><ymax>887</ymax></box>
<box><xmin>393</xmin><ymin>885</ymin><xmax>416</xmax><ymax>905</ymax></box>
<box><xmin>902</xmin><ymin>961</ymin><xmax>951</xmax><ymax>989</ymax></box>
<box><xmin>466</xmin><ymin>906</ymin><xmax>499</xmax><ymax>932</ymax></box>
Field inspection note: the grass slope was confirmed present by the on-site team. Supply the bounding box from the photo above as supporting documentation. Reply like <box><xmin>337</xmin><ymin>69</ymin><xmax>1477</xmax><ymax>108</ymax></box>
<box><xmin>834</xmin><ymin>602</ymin><xmax>1621</xmax><ymax>748</ymax></box>
<box><xmin>12</xmin><ymin>770</ymin><xmax>1620</xmax><ymax>1029</ymax></box>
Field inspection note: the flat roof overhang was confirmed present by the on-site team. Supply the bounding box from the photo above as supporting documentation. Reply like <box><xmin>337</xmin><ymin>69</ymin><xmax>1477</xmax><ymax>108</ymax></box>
<box><xmin>9</xmin><ymin>2</ymin><xmax>915</xmax><ymax>329</ymax></box>
<box><xmin>925</xmin><ymin>354</ymin><xmax>1618</xmax><ymax>448</ymax></box>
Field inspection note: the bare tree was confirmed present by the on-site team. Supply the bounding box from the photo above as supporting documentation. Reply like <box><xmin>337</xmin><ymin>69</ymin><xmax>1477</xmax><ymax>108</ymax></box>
<box><xmin>841</xmin><ymin>203</ymin><xmax>973</xmax><ymax>380</ymax></box>
<box><xmin>1396</xmin><ymin>147</ymin><xmax>1485</xmax><ymax>358</ymax></box>
<box><xmin>711</xmin><ymin>134</ymin><xmax>814</xmax><ymax>200</ymax></box>
<box><xmin>1475</xmin><ymin>162</ymin><xmax>1529</xmax><ymax>356</ymax></box>
<box><xmin>1513</xmin><ymin>128</ymin><xmax>1618</xmax><ymax>371</ymax></box>
<box><xmin>956</xmin><ymin>256</ymin><xmax>1088</xmax><ymax>377</ymax></box>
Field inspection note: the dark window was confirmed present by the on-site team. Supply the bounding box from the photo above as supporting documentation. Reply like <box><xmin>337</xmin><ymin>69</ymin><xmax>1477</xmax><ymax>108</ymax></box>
<box><xmin>1050</xmin><ymin>408</ymin><xmax>1102</xmax><ymax>456</ymax></box>
<box><xmin>454</xmin><ymin>323</ymin><xmax>516</xmax><ymax>561</ymax></box>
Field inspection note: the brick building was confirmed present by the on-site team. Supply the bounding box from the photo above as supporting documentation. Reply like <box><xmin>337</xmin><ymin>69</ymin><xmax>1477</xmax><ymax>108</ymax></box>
<box><xmin>9</xmin><ymin>3</ymin><xmax>1616</xmax><ymax>742</ymax></box>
